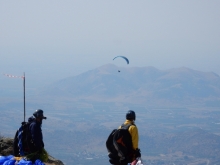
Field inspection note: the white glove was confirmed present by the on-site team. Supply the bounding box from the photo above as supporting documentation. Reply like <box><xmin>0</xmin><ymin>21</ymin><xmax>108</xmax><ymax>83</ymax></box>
<box><xmin>136</xmin><ymin>157</ymin><xmax>144</xmax><ymax>165</ymax></box>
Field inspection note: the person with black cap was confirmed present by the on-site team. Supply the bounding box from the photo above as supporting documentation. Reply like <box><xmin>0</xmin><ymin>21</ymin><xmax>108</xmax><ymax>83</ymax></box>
<box><xmin>28</xmin><ymin>109</ymin><xmax>47</xmax><ymax>160</ymax></box>
<box><xmin>118</xmin><ymin>110</ymin><xmax>141</xmax><ymax>165</ymax></box>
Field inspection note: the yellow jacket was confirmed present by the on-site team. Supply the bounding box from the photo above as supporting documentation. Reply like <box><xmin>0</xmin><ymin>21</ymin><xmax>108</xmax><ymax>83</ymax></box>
<box><xmin>119</xmin><ymin>119</ymin><xmax>139</xmax><ymax>150</ymax></box>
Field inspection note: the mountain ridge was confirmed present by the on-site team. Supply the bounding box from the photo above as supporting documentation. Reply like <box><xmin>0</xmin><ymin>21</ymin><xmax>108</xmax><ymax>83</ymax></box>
<box><xmin>36</xmin><ymin>64</ymin><xmax>220</xmax><ymax>108</ymax></box>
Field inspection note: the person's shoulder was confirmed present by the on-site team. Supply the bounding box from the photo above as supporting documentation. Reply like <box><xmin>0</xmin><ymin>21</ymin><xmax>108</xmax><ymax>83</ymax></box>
<box><xmin>124</xmin><ymin>120</ymin><xmax>136</xmax><ymax>126</ymax></box>
<box><xmin>130</xmin><ymin>124</ymin><xmax>136</xmax><ymax>128</ymax></box>
<box><xmin>122</xmin><ymin>120</ymin><xmax>136</xmax><ymax>129</ymax></box>
<box><xmin>28</xmin><ymin>116</ymin><xmax>35</xmax><ymax>122</ymax></box>
<box><xmin>129</xmin><ymin>123</ymin><xmax>138</xmax><ymax>131</ymax></box>
<box><xmin>29</xmin><ymin>120</ymin><xmax>37</xmax><ymax>127</ymax></box>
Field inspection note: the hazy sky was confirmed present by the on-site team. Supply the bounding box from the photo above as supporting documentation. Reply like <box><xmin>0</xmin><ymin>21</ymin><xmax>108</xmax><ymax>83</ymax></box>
<box><xmin>0</xmin><ymin>1</ymin><xmax>220</xmax><ymax>87</ymax></box>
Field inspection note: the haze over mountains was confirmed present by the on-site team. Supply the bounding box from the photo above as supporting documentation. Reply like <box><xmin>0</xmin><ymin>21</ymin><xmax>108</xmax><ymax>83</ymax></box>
<box><xmin>38</xmin><ymin>64</ymin><xmax>220</xmax><ymax>108</ymax></box>
<box><xmin>1</xmin><ymin>64</ymin><xmax>220</xmax><ymax>164</ymax></box>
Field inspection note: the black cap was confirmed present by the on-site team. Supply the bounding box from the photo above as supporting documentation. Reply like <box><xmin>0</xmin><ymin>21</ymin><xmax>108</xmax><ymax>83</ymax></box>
<box><xmin>33</xmin><ymin>109</ymin><xmax>47</xmax><ymax>119</ymax></box>
<box><xmin>126</xmin><ymin>110</ymin><xmax>136</xmax><ymax>121</ymax></box>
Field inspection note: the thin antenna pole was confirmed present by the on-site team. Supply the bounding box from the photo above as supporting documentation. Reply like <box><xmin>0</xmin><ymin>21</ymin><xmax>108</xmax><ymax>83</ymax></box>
<box><xmin>23</xmin><ymin>72</ymin><xmax>25</xmax><ymax>122</ymax></box>
<box><xmin>3</xmin><ymin>73</ymin><xmax>25</xmax><ymax>122</ymax></box>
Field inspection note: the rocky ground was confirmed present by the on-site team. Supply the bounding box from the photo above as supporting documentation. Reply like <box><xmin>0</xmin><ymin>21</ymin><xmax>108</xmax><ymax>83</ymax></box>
<box><xmin>0</xmin><ymin>137</ymin><xmax>64</xmax><ymax>165</ymax></box>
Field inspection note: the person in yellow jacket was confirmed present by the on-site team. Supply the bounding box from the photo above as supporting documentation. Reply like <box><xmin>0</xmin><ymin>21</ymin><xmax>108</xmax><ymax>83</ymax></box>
<box><xmin>118</xmin><ymin>110</ymin><xmax>141</xmax><ymax>165</ymax></box>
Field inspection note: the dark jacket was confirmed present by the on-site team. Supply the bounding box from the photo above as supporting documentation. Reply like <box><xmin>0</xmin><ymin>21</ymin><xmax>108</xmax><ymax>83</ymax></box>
<box><xmin>28</xmin><ymin>116</ymin><xmax>44</xmax><ymax>152</ymax></box>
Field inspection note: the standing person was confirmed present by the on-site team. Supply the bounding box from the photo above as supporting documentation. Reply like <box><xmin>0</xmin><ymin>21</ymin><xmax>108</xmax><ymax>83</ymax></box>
<box><xmin>106</xmin><ymin>110</ymin><xmax>141</xmax><ymax>165</ymax></box>
<box><xmin>13</xmin><ymin>109</ymin><xmax>48</xmax><ymax>162</ymax></box>
<box><xmin>28</xmin><ymin>109</ymin><xmax>47</xmax><ymax>161</ymax></box>
<box><xmin>120</xmin><ymin>110</ymin><xmax>141</xmax><ymax>165</ymax></box>
<box><xmin>110</xmin><ymin>110</ymin><xmax>141</xmax><ymax>165</ymax></box>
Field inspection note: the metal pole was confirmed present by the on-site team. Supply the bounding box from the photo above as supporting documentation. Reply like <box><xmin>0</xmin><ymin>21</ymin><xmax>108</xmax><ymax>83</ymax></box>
<box><xmin>23</xmin><ymin>72</ymin><xmax>25</xmax><ymax>122</ymax></box>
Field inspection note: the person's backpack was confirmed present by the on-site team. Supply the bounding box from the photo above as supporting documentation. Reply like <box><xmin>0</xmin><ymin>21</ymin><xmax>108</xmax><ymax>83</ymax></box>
<box><xmin>13</xmin><ymin>121</ymin><xmax>33</xmax><ymax>156</ymax></box>
<box><xmin>106</xmin><ymin>124</ymin><xmax>134</xmax><ymax>164</ymax></box>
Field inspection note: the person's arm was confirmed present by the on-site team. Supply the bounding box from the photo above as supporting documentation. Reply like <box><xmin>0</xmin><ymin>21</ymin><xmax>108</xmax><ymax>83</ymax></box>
<box><xmin>30</xmin><ymin>123</ymin><xmax>43</xmax><ymax>150</ymax></box>
<box><xmin>129</xmin><ymin>125</ymin><xmax>139</xmax><ymax>149</ymax></box>
<box><xmin>129</xmin><ymin>125</ymin><xmax>141</xmax><ymax>158</ymax></box>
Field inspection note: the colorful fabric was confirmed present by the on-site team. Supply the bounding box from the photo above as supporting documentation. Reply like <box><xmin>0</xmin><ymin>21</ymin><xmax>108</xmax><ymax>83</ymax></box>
<box><xmin>2</xmin><ymin>159</ymin><xmax>16</xmax><ymax>165</ymax></box>
<box><xmin>0</xmin><ymin>156</ymin><xmax>45</xmax><ymax>165</ymax></box>
<box><xmin>0</xmin><ymin>155</ymin><xmax>13</xmax><ymax>165</ymax></box>
<box><xmin>17</xmin><ymin>159</ymin><xmax>32</xmax><ymax>165</ymax></box>
<box><xmin>34</xmin><ymin>159</ymin><xmax>45</xmax><ymax>165</ymax></box>
<box><xmin>14</xmin><ymin>157</ymin><xmax>23</xmax><ymax>161</ymax></box>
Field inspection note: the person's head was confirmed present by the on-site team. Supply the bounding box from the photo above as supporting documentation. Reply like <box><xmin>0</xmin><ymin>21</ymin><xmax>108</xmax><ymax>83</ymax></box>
<box><xmin>126</xmin><ymin>110</ymin><xmax>136</xmax><ymax>121</ymax></box>
<box><xmin>33</xmin><ymin>109</ymin><xmax>47</xmax><ymax>123</ymax></box>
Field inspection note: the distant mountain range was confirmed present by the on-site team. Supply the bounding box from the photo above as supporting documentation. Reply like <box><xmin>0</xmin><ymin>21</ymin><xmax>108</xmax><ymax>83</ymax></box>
<box><xmin>2</xmin><ymin>64</ymin><xmax>220</xmax><ymax>164</ymax></box>
<box><xmin>38</xmin><ymin>64</ymin><xmax>220</xmax><ymax>107</ymax></box>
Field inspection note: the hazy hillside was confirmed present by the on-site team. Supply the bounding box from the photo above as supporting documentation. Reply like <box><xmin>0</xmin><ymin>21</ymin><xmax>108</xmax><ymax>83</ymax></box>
<box><xmin>2</xmin><ymin>64</ymin><xmax>220</xmax><ymax>164</ymax></box>
<box><xmin>37</xmin><ymin>64</ymin><xmax>220</xmax><ymax>107</ymax></box>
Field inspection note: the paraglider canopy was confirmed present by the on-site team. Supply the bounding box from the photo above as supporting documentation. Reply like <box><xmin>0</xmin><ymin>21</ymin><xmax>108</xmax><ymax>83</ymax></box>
<box><xmin>113</xmin><ymin>56</ymin><xmax>129</xmax><ymax>64</ymax></box>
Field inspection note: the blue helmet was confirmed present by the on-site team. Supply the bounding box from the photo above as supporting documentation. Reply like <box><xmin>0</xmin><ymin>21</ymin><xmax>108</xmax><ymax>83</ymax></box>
<box><xmin>126</xmin><ymin>110</ymin><xmax>136</xmax><ymax>121</ymax></box>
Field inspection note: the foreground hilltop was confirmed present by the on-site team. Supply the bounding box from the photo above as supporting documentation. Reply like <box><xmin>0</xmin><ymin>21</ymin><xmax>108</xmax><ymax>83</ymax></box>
<box><xmin>0</xmin><ymin>137</ymin><xmax>64</xmax><ymax>165</ymax></box>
